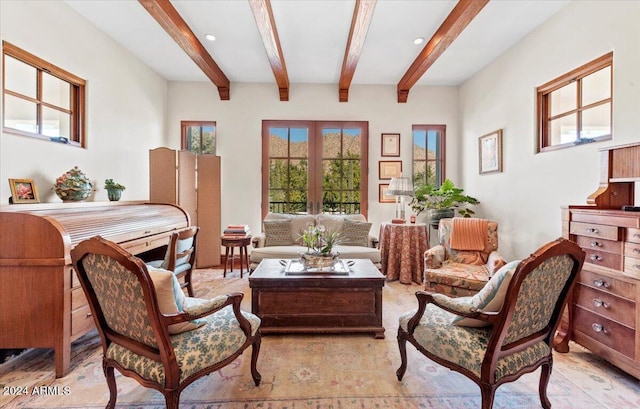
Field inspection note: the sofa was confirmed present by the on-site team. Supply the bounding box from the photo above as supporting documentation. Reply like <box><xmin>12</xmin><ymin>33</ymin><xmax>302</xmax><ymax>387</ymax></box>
<box><xmin>250</xmin><ymin>212</ymin><xmax>381</xmax><ymax>271</ymax></box>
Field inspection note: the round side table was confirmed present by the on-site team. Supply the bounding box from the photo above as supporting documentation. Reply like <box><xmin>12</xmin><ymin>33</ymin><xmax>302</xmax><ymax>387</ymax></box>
<box><xmin>221</xmin><ymin>235</ymin><xmax>252</xmax><ymax>278</ymax></box>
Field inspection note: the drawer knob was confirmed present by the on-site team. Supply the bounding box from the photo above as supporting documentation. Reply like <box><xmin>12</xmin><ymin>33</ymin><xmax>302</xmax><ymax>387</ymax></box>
<box><xmin>586</xmin><ymin>227</ymin><xmax>599</xmax><ymax>233</ymax></box>
<box><xmin>594</xmin><ymin>279</ymin><xmax>610</xmax><ymax>288</ymax></box>
<box><xmin>592</xmin><ymin>299</ymin><xmax>609</xmax><ymax>309</ymax></box>
<box><xmin>591</xmin><ymin>323</ymin><xmax>608</xmax><ymax>334</ymax></box>
<box><xmin>86</xmin><ymin>312</ymin><xmax>93</xmax><ymax>317</ymax></box>
<box><xmin>589</xmin><ymin>254</ymin><xmax>602</xmax><ymax>261</ymax></box>
<box><xmin>590</xmin><ymin>241</ymin><xmax>602</xmax><ymax>247</ymax></box>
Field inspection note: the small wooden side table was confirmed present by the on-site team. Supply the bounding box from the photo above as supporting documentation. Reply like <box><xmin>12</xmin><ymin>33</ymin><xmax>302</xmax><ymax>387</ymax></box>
<box><xmin>221</xmin><ymin>235</ymin><xmax>252</xmax><ymax>278</ymax></box>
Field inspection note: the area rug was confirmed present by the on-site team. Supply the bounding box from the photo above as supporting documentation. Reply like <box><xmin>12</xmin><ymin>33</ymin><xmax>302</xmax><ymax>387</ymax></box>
<box><xmin>2</xmin><ymin>270</ymin><xmax>639</xmax><ymax>409</ymax></box>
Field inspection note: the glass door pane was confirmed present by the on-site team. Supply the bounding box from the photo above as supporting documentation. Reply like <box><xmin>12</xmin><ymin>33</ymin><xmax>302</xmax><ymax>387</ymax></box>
<box><xmin>268</xmin><ymin>126</ymin><xmax>310</xmax><ymax>214</ymax></box>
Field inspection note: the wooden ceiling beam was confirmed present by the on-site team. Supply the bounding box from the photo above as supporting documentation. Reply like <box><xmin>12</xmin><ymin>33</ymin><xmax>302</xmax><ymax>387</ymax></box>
<box><xmin>397</xmin><ymin>0</ymin><xmax>489</xmax><ymax>103</ymax></box>
<box><xmin>339</xmin><ymin>0</ymin><xmax>377</xmax><ymax>102</ymax></box>
<box><xmin>249</xmin><ymin>0</ymin><xmax>289</xmax><ymax>101</ymax></box>
<box><xmin>138</xmin><ymin>0</ymin><xmax>231</xmax><ymax>100</ymax></box>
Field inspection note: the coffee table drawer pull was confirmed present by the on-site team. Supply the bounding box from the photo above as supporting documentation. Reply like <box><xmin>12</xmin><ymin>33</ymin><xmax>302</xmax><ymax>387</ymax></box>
<box><xmin>593</xmin><ymin>279</ymin><xmax>610</xmax><ymax>288</ymax></box>
<box><xmin>591</xmin><ymin>323</ymin><xmax>608</xmax><ymax>334</ymax></box>
<box><xmin>592</xmin><ymin>299</ymin><xmax>609</xmax><ymax>309</ymax></box>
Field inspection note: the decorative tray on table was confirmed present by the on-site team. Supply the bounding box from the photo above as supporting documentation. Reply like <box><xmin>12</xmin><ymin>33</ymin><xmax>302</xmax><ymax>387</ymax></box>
<box><xmin>283</xmin><ymin>259</ymin><xmax>352</xmax><ymax>275</ymax></box>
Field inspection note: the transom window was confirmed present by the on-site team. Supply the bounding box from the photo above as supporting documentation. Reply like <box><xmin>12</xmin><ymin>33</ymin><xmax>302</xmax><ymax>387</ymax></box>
<box><xmin>537</xmin><ymin>52</ymin><xmax>612</xmax><ymax>151</ymax></box>
<box><xmin>181</xmin><ymin>121</ymin><xmax>216</xmax><ymax>154</ymax></box>
<box><xmin>412</xmin><ymin>124</ymin><xmax>445</xmax><ymax>188</ymax></box>
<box><xmin>2</xmin><ymin>41</ymin><xmax>86</xmax><ymax>147</ymax></box>
<box><xmin>262</xmin><ymin>120</ymin><xmax>368</xmax><ymax>218</ymax></box>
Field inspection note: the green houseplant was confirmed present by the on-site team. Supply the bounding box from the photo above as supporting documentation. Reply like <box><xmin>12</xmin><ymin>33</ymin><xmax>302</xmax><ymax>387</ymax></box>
<box><xmin>104</xmin><ymin>179</ymin><xmax>125</xmax><ymax>201</ymax></box>
<box><xmin>409</xmin><ymin>179</ymin><xmax>480</xmax><ymax>227</ymax></box>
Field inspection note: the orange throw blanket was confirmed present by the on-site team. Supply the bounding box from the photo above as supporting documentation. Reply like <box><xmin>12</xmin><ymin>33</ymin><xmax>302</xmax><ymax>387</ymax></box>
<box><xmin>450</xmin><ymin>218</ymin><xmax>489</xmax><ymax>251</ymax></box>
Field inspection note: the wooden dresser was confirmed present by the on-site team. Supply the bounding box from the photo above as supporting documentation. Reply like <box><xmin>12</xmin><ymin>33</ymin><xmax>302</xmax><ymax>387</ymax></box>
<box><xmin>0</xmin><ymin>201</ymin><xmax>189</xmax><ymax>377</ymax></box>
<box><xmin>562</xmin><ymin>142</ymin><xmax>640</xmax><ymax>379</ymax></box>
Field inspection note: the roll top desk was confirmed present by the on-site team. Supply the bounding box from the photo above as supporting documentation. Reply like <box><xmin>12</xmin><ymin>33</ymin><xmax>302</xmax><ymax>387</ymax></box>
<box><xmin>0</xmin><ymin>201</ymin><xmax>189</xmax><ymax>377</ymax></box>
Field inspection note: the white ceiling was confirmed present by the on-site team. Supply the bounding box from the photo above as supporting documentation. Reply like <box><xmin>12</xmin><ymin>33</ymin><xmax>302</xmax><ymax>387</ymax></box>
<box><xmin>65</xmin><ymin>0</ymin><xmax>570</xmax><ymax>87</ymax></box>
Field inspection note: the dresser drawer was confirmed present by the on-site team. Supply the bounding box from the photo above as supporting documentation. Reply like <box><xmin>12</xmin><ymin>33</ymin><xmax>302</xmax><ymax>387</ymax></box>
<box><xmin>627</xmin><ymin>228</ymin><xmax>640</xmax><ymax>244</ymax></box>
<box><xmin>583</xmin><ymin>248</ymin><xmax>622</xmax><ymax>270</ymax></box>
<box><xmin>71</xmin><ymin>303</ymin><xmax>94</xmax><ymax>339</ymax></box>
<box><xmin>578</xmin><ymin>269</ymin><xmax>637</xmax><ymax>301</ymax></box>
<box><xmin>570</xmin><ymin>222</ymin><xmax>619</xmax><ymax>240</ymax></box>
<box><xmin>71</xmin><ymin>287</ymin><xmax>88</xmax><ymax>311</ymax></box>
<box><xmin>625</xmin><ymin>241</ymin><xmax>640</xmax><ymax>259</ymax></box>
<box><xmin>576</xmin><ymin>236</ymin><xmax>622</xmax><ymax>255</ymax></box>
<box><xmin>624</xmin><ymin>257</ymin><xmax>640</xmax><ymax>279</ymax></box>
<box><xmin>574</xmin><ymin>283</ymin><xmax>636</xmax><ymax>328</ymax></box>
<box><xmin>573</xmin><ymin>306</ymin><xmax>635</xmax><ymax>359</ymax></box>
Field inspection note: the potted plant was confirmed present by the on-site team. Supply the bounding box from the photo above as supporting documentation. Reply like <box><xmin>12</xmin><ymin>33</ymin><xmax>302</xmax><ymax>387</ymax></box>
<box><xmin>104</xmin><ymin>179</ymin><xmax>126</xmax><ymax>201</ymax></box>
<box><xmin>409</xmin><ymin>179</ymin><xmax>479</xmax><ymax>228</ymax></box>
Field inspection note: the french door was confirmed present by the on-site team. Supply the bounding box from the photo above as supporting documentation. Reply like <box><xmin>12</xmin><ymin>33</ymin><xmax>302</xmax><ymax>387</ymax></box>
<box><xmin>261</xmin><ymin>120</ymin><xmax>368</xmax><ymax>219</ymax></box>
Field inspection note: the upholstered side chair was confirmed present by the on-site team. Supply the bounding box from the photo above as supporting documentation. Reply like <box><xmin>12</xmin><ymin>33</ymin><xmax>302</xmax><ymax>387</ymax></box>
<box><xmin>147</xmin><ymin>226</ymin><xmax>199</xmax><ymax>296</ymax></box>
<box><xmin>424</xmin><ymin>218</ymin><xmax>507</xmax><ymax>297</ymax></box>
<box><xmin>71</xmin><ymin>236</ymin><xmax>261</xmax><ymax>409</ymax></box>
<box><xmin>397</xmin><ymin>237</ymin><xmax>585</xmax><ymax>409</ymax></box>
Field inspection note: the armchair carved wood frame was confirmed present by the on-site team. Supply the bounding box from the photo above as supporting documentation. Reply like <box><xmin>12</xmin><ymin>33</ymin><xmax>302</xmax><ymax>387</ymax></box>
<box><xmin>71</xmin><ymin>236</ymin><xmax>262</xmax><ymax>409</ymax></box>
<box><xmin>397</xmin><ymin>238</ymin><xmax>585</xmax><ymax>409</ymax></box>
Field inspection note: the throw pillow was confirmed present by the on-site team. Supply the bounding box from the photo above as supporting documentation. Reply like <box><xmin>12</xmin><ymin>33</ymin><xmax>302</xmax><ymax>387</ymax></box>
<box><xmin>340</xmin><ymin>218</ymin><xmax>372</xmax><ymax>247</ymax></box>
<box><xmin>147</xmin><ymin>266</ymin><xmax>205</xmax><ymax>334</ymax></box>
<box><xmin>264</xmin><ymin>219</ymin><xmax>294</xmax><ymax>246</ymax></box>
<box><xmin>453</xmin><ymin>259</ymin><xmax>521</xmax><ymax>327</ymax></box>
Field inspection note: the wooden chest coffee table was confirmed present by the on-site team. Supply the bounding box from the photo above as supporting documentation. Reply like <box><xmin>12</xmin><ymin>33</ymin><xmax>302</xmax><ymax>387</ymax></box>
<box><xmin>249</xmin><ymin>259</ymin><xmax>385</xmax><ymax>338</ymax></box>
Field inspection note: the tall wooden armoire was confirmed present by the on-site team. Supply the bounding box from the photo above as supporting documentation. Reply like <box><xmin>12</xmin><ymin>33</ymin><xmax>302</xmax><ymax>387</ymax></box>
<box><xmin>149</xmin><ymin>147</ymin><xmax>221</xmax><ymax>267</ymax></box>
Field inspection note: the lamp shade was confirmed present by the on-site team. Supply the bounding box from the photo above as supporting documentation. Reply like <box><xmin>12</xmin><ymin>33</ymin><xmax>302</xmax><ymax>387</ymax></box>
<box><xmin>387</xmin><ymin>177</ymin><xmax>414</xmax><ymax>197</ymax></box>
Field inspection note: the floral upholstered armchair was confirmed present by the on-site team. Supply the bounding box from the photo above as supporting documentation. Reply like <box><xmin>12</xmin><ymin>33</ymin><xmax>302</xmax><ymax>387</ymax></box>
<box><xmin>71</xmin><ymin>236</ymin><xmax>262</xmax><ymax>409</ymax></box>
<box><xmin>397</xmin><ymin>238</ymin><xmax>586</xmax><ymax>409</ymax></box>
<box><xmin>424</xmin><ymin>218</ymin><xmax>507</xmax><ymax>297</ymax></box>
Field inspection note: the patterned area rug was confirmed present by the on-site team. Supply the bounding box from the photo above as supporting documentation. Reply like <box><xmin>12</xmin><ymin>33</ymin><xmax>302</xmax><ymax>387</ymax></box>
<box><xmin>2</xmin><ymin>269</ymin><xmax>639</xmax><ymax>409</ymax></box>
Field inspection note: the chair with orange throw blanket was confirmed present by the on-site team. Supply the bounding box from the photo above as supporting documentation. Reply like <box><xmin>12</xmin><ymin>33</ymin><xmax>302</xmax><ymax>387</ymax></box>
<box><xmin>423</xmin><ymin>218</ymin><xmax>507</xmax><ymax>297</ymax></box>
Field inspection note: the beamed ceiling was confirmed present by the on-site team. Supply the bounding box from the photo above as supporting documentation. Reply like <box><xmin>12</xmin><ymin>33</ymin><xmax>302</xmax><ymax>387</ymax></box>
<box><xmin>66</xmin><ymin>0</ymin><xmax>570</xmax><ymax>103</ymax></box>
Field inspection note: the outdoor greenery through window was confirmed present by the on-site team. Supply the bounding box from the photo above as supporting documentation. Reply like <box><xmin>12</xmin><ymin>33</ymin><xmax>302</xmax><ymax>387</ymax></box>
<box><xmin>412</xmin><ymin>125</ymin><xmax>445</xmax><ymax>188</ymax></box>
<box><xmin>537</xmin><ymin>52</ymin><xmax>612</xmax><ymax>151</ymax></box>
<box><xmin>2</xmin><ymin>41</ymin><xmax>85</xmax><ymax>147</ymax></box>
<box><xmin>262</xmin><ymin>120</ymin><xmax>368</xmax><ymax>218</ymax></box>
<box><xmin>181</xmin><ymin>121</ymin><xmax>216</xmax><ymax>154</ymax></box>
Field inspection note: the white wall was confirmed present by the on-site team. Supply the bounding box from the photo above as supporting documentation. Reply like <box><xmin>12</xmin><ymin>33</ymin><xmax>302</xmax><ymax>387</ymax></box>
<box><xmin>460</xmin><ymin>0</ymin><xmax>640</xmax><ymax>260</ymax></box>
<box><xmin>0</xmin><ymin>0</ymin><xmax>168</xmax><ymax>204</ymax></box>
<box><xmin>167</xmin><ymin>82</ymin><xmax>460</xmax><ymax>238</ymax></box>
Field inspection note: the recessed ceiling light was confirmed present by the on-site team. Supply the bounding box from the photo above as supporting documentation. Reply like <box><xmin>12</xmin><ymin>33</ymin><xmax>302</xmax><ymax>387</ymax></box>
<box><xmin>204</xmin><ymin>34</ymin><xmax>216</xmax><ymax>42</ymax></box>
<box><xmin>413</xmin><ymin>37</ymin><xmax>425</xmax><ymax>45</ymax></box>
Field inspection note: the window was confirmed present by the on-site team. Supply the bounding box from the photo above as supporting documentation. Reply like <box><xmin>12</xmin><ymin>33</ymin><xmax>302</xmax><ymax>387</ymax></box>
<box><xmin>2</xmin><ymin>41</ymin><xmax>86</xmax><ymax>146</ymax></box>
<box><xmin>181</xmin><ymin>121</ymin><xmax>216</xmax><ymax>154</ymax></box>
<box><xmin>262</xmin><ymin>120</ymin><xmax>368</xmax><ymax>218</ymax></box>
<box><xmin>537</xmin><ymin>52</ymin><xmax>612</xmax><ymax>151</ymax></box>
<box><xmin>412</xmin><ymin>125</ymin><xmax>445</xmax><ymax>187</ymax></box>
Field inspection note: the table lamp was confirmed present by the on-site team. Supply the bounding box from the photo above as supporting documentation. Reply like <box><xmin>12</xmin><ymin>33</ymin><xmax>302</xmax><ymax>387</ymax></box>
<box><xmin>387</xmin><ymin>177</ymin><xmax>414</xmax><ymax>223</ymax></box>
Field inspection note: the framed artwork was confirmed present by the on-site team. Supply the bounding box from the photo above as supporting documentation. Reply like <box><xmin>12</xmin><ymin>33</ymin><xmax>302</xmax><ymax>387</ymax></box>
<box><xmin>379</xmin><ymin>183</ymin><xmax>395</xmax><ymax>203</ymax></box>
<box><xmin>9</xmin><ymin>178</ymin><xmax>40</xmax><ymax>203</ymax></box>
<box><xmin>381</xmin><ymin>133</ymin><xmax>400</xmax><ymax>157</ymax></box>
<box><xmin>379</xmin><ymin>160</ymin><xmax>402</xmax><ymax>180</ymax></box>
<box><xmin>479</xmin><ymin>129</ymin><xmax>503</xmax><ymax>174</ymax></box>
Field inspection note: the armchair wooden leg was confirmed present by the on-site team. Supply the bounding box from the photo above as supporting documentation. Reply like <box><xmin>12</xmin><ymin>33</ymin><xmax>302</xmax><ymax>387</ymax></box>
<box><xmin>104</xmin><ymin>363</ymin><xmax>117</xmax><ymax>409</ymax></box>
<box><xmin>539</xmin><ymin>360</ymin><xmax>553</xmax><ymax>409</ymax></box>
<box><xmin>164</xmin><ymin>390</ymin><xmax>180</xmax><ymax>409</ymax></box>
<box><xmin>396</xmin><ymin>327</ymin><xmax>408</xmax><ymax>380</ymax></box>
<box><xmin>480</xmin><ymin>383</ymin><xmax>496</xmax><ymax>409</ymax></box>
<box><xmin>250</xmin><ymin>332</ymin><xmax>262</xmax><ymax>386</ymax></box>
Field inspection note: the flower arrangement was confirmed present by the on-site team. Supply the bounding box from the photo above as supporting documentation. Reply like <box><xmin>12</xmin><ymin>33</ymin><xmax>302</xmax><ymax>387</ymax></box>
<box><xmin>299</xmin><ymin>223</ymin><xmax>341</xmax><ymax>256</ymax></box>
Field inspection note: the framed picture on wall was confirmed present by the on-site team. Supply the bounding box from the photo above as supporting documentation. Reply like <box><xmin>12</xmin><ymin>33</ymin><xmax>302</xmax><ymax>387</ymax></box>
<box><xmin>479</xmin><ymin>129</ymin><xmax>503</xmax><ymax>174</ymax></box>
<box><xmin>379</xmin><ymin>184</ymin><xmax>395</xmax><ymax>203</ymax></box>
<box><xmin>381</xmin><ymin>133</ymin><xmax>400</xmax><ymax>157</ymax></box>
<box><xmin>379</xmin><ymin>160</ymin><xmax>402</xmax><ymax>180</ymax></box>
<box><xmin>8</xmin><ymin>178</ymin><xmax>39</xmax><ymax>203</ymax></box>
